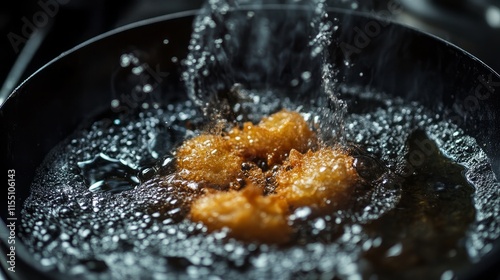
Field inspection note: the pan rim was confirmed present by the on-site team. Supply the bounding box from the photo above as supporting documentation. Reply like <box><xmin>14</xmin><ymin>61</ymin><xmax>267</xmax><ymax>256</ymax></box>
<box><xmin>4</xmin><ymin>4</ymin><xmax>499</xmax><ymax>109</ymax></box>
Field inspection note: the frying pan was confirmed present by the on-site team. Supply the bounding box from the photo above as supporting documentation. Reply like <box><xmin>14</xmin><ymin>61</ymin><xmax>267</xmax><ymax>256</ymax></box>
<box><xmin>1</xmin><ymin>5</ymin><xmax>499</xmax><ymax>280</ymax></box>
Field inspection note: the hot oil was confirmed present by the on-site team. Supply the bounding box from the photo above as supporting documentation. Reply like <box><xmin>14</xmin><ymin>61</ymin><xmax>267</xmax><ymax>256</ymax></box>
<box><xmin>77</xmin><ymin>153</ymin><xmax>140</xmax><ymax>193</ymax></box>
<box><xmin>362</xmin><ymin>130</ymin><xmax>476</xmax><ymax>279</ymax></box>
<box><xmin>18</xmin><ymin>0</ymin><xmax>500</xmax><ymax>279</ymax></box>
<box><xmin>18</xmin><ymin>89</ymin><xmax>499</xmax><ymax>280</ymax></box>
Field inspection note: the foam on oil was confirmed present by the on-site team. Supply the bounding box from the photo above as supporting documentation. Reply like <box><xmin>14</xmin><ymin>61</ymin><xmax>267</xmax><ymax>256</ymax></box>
<box><xmin>19</xmin><ymin>88</ymin><xmax>499</xmax><ymax>280</ymax></box>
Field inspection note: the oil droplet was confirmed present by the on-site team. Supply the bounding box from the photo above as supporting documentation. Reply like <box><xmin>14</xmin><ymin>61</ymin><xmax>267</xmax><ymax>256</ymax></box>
<box><xmin>440</xmin><ymin>270</ymin><xmax>454</xmax><ymax>280</ymax></box>
<box><xmin>142</xmin><ymin>84</ymin><xmax>153</xmax><ymax>93</ymax></box>
<box><xmin>120</xmin><ymin>54</ymin><xmax>131</xmax><ymax>67</ymax></box>
<box><xmin>301</xmin><ymin>71</ymin><xmax>312</xmax><ymax>81</ymax></box>
<box><xmin>385</xmin><ymin>243</ymin><xmax>402</xmax><ymax>257</ymax></box>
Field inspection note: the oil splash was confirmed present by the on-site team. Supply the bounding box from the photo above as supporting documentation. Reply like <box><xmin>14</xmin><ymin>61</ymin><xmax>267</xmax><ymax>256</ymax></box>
<box><xmin>182</xmin><ymin>0</ymin><xmax>347</xmax><ymax>143</ymax></box>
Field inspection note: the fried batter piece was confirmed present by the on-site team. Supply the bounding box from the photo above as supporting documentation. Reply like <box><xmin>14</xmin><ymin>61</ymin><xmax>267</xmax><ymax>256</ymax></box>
<box><xmin>175</xmin><ymin>109</ymin><xmax>315</xmax><ymax>188</ymax></box>
<box><xmin>229</xmin><ymin>110</ymin><xmax>316</xmax><ymax>166</ymax></box>
<box><xmin>276</xmin><ymin>148</ymin><xmax>357</xmax><ymax>210</ymax></box>
<box><xmin>190</xmin><ymin>183</ymin><xmax>291</xmax><ymax>244</ymax></box>
<box><xmin>176</xmin><ymin>134</ymin><xmax>243</xmax><ymax>187</ymax></box>
<box><xmin>175</xmin><ymin>109</ymin><xmax>358</xmax><ymax>244</ymax></box>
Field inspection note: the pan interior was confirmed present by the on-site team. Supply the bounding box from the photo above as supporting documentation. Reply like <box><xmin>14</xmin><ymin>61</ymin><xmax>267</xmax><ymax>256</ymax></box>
<box><xmin>6</xmin><ymin>3</ymin><xmax>500</xmax><ymax>280</ymax></box>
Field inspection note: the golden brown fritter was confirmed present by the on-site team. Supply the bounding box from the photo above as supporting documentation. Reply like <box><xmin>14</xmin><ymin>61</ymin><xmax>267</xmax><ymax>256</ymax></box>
<box><xmin>176</xmin><ymin>134</ymin><xmax>243</xmax><ymax>188</ymax></box>
<box><xmin>175</xmin><ymin>109</ymin><xmax>316</xmax><ymax>188</ymax></box>
<box><xmin>190</xmin><ymin>183</ymin><xmax>291</xmax><ymax>244</ymax></box>
<box><xmin>275</xmin><ymin>148</ymin><xmax>357</xmax><ymax>210</ymax></box>
<box><xmin>174</xmin><ymin>109</ymin><xmax>358</xmax><ymax>244</ymax></box>
<box><xmin>229</xmin><ymin>110</ymin><xmax>316</xmax><ymax>166</ymax></box>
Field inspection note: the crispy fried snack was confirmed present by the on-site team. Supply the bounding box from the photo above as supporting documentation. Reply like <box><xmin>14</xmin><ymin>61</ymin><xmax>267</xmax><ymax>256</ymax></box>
<box><xmin>176</xmin><ymin>134</ymin><xmax>243</xmax><ymax>187</ymax></box>
<box><xmin>276</xmin><ymin>148</ymin><xmax>357</xmax><ymax>210</ymax></box>
<box><xmin>229</xmin><ymin>110</ymin><xmax>316</xmax><ymax>166</ymax></box>
<box><xmin>190</xmin><ymin>183</ymin><xmax>291</xmax><ymax>244</ymax></box>
<box><xmin>175</xmin><ymin>109</ymin><xmax>358</xmax><ymax>244</ymax></box>
<box><xmin>176</xmin><ymin>109</ymin><xmax>315</xmax><ymax>188</ymax></box>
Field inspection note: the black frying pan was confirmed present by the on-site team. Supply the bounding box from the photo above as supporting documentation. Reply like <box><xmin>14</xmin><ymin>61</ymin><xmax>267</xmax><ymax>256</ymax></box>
<box><xmin>1</xmin><ymin>6</ymin><xmax>499</xmax><ymax>280</ymax></box>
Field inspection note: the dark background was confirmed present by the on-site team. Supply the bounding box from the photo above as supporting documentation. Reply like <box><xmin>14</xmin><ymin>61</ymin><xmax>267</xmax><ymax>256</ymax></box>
<box><xmin>1</xmin><ymin>0</ymin><xmax>500</xmax><ymax>101</ymax></box>
<box><xmin>0</xmin><ymin>0</ymin><xmax>204</xmax><ymax>101</ymax></box>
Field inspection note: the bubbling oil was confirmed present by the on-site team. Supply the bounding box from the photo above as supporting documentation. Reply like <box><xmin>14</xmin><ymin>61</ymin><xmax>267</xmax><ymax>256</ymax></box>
<box><xmin>18</xmin><ymin>0</ymin><xmax>499</xmax><ymax>278</ymax></box>
<box><xmin>18</xmin><ymin>88</ymin><xmax>499</xmax><ymax>280</ymax></box>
